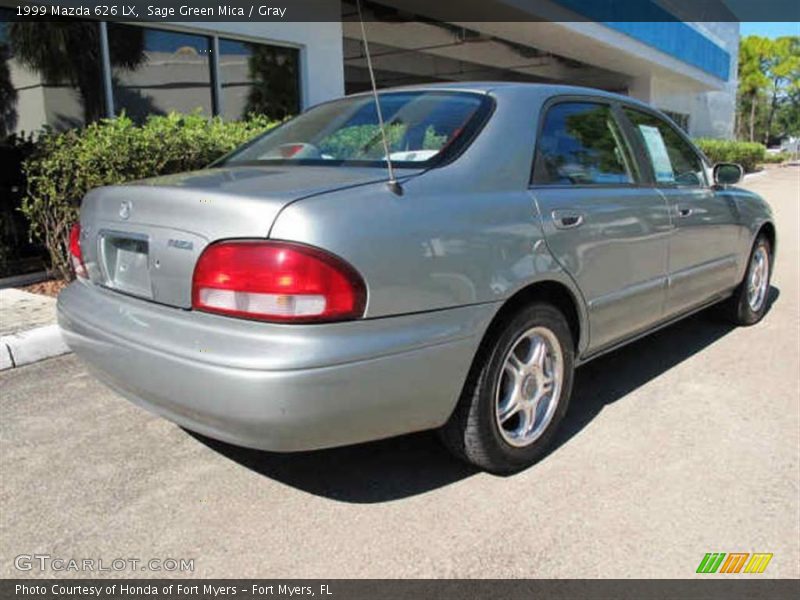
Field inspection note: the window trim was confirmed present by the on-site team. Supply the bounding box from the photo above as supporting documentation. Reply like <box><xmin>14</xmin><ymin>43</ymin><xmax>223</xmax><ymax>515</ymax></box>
<box><xmin>529</xmin><ymin>95</ymin><xmax>648</xmax><ymax>189</ymax></box>
<box><xmin>618</xmin><ymin>103</ymin><xmax>710</xmax><ymax>189</ymax></box>
<box><xmin>107</xmin><ymin>22</ymin><xmax>216</xmax><ymax>120</ymax></box>
<box><xmin>98</xmin><ymin>21</ymin><xmax>115</xmax><ymax>118</ymax></box>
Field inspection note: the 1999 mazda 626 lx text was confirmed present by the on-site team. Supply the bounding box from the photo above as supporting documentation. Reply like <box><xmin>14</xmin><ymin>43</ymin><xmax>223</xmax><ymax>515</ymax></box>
<box><xmin>58</xmin><ymin>83</ymin><xmax>776</xmax><ymax>473</ymax></box>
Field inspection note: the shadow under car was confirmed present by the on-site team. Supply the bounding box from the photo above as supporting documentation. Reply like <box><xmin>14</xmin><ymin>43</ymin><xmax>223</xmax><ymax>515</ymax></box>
<box><xmin>187</xmin><ymin>286</ymin><xmax>779</xmax><ymax>503</ymax></box>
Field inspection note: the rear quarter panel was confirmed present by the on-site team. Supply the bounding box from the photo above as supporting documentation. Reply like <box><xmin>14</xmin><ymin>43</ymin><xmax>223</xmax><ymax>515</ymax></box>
<box><xmin>269</xmin><ymin>87</ymin><xmax>590</xmax><ymax>350</ymax></box>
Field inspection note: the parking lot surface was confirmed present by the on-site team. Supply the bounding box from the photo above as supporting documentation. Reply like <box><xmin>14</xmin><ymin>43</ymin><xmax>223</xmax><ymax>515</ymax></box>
<box><xmin>1</xmin><ymin>168</ymin><xmax>798</xmax><ymax>578</ymax></box>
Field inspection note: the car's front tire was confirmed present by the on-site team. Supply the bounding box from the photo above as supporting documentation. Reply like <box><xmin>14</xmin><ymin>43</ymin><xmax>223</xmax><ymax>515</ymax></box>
<box><xmin>439</xmin><ymin>302</ymin><xmax>575</xmax><ymax>474</ymax></box>
<box><xmin>720</xmin><ymin>234</ymin><xmax>772</xmax><ymax>326</ymax></box>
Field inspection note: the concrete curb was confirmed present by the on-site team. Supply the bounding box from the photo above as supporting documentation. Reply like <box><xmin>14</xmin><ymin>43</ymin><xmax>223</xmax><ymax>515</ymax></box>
<box><xmin>744</xmin><ymin>171</ymin><xmax>769</xmax><ymax>182</ymax></box>
<box><xmin>0</xmin><ymin>270</ymin><xmax>50</xmax><ymax>290</ymax></box>
<box><xmin>0</xmin><ymin>324</ymin><xmax>71</xmax><ymax>371</ymax></box>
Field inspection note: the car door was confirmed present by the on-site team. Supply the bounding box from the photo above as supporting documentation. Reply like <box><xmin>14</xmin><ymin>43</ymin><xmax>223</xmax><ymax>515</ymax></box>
<box><xmin>530</xmin><ymin>99</ymin><xmax>672</xmax><ymax>352</ymax></box>
<box><xmin>621</xmin><ymin>107</ymin><xmax>741</xmax><ymax>317</ymax></box>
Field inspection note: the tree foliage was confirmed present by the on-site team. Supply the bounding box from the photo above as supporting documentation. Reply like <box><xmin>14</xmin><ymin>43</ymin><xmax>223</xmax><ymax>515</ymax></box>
<box><xmin>737</xmin><ymin>35</ymin><xmax>800</xmax><ymax>144</ymax></box>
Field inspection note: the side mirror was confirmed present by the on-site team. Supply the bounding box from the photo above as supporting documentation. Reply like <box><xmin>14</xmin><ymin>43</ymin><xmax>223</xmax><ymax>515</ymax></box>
<box><xmin>713</xmin><ymin>163</ymin><xmax>743</xmax><ymax>186</ymax></box>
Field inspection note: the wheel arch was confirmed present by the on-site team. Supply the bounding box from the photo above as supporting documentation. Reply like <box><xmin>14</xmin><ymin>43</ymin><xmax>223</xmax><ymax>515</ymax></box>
<box><xmin>758</xmin><ymin>221</ymin><xmax>776</xmax><ymax>259</ymax></box>
<box><xmin>482</xmin><ymin>278</ymin><xmax>588</xmax><ymax>357</ymax></box>
<box><xmin>443</xmin><ymin>277</ymin><xmax>587</xmax><ymax>438</ymax></box>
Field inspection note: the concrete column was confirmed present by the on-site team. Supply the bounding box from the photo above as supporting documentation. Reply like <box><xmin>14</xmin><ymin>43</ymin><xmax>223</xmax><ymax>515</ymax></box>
<box><xmin>628</xmin><ymin>76</ymin><xmax>654</xmax><ymax>103</ymax></box>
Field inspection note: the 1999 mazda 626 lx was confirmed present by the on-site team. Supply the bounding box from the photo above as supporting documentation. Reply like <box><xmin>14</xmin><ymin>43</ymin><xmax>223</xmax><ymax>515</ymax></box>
<box><xmin>59</xmin><ymin>83</ymin><xmax>776</xmax><ymax>473</ymax></box>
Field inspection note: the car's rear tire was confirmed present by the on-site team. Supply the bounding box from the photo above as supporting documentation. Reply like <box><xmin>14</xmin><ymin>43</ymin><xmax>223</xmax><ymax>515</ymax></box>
<box><xmin>719</xmin><ymin>234</ymin><xmax>772</xmax><ymax>326</ymax></box>
<box><xmin>439</xmin><ymin>302</ymin><xmax>575</xmax><ymax>474</ymax></box>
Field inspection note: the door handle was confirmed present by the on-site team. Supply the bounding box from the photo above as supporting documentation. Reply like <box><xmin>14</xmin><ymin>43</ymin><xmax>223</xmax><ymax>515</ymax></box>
<box><xmin>552</xmin><ymin>210</ymin><xmax>584</xmax><ymax>229</ymax></box>
<box><xmin>677</xmin><ymin>206</ymin><xmax>693</xmax><ymax>218</ymax></box>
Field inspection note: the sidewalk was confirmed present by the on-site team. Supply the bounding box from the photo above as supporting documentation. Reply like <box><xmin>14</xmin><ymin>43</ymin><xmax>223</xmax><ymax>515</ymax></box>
<box><xmin>0</xmin><ymin>288</ymin><xmax>70</xmax><ymax>370</ymax></box>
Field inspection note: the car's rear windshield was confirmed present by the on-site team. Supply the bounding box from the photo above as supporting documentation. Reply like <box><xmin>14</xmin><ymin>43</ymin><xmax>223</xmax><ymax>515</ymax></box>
<box><xmin>219</xmin><ymin>91</ymin><xmax>491</xmax><ymax>168</ymax></box>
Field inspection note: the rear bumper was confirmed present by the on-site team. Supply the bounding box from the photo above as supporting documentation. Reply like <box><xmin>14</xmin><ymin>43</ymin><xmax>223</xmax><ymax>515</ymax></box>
<box><xmin>57</xmin><ymin>282</ymin><xmax>495</xmax><ymax>451</ymax></box>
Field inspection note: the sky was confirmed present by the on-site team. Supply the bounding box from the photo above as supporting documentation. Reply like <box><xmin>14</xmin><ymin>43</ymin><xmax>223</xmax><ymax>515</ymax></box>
<box><xmin>739</xmin><ymin>22</ymin><xmax>800</xmax><ymax>38</ymax></box>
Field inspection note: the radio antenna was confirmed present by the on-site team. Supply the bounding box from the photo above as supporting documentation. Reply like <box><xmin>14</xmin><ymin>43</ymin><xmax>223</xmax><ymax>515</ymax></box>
<box><xmin>356</xmin><ymin>0</ymin><xmax>402</xmax><ymax>195</ymax></box>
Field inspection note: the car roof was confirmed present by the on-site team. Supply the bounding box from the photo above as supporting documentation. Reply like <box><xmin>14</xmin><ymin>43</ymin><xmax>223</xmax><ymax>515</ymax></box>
<box><xmin>347</xmin><ymin>81</ymin><xmax>654</xmax><ymax>111</ymax></box>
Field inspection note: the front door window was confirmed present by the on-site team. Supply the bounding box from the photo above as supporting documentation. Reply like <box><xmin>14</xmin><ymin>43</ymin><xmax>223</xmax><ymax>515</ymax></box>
<box><xmin>623</xmin><ymin>108</ymin><xmax>707</xmax><ymax>186</ymax></box>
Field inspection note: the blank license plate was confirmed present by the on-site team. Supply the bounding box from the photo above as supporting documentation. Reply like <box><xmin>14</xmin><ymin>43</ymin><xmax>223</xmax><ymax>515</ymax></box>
<box><xmin>100</xmin><ymin>233</ymin><xmax>152</xmax><ymax>298</ymax></box>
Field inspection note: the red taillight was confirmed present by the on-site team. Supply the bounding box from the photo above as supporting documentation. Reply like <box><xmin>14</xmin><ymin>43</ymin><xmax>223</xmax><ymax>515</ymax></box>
<box><xmin>192</xmin><ymin>241</ymin><xmax>367</xmax><ymax>323</ymax></box>
<box><xmin>69</xmin><ymin>223</ymin><xmax>87</xmax><ymax>278</ymax></box>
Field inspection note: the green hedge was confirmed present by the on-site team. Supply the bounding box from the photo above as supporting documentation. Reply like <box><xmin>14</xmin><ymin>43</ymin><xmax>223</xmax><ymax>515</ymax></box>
<box><xmin>21</xmin><ymin>112</ymin><xmax>278</xmax><ymax>280</ymax></box>
<box><xmin>694</xmin><ymin>139</ymin><xmax>766</xmax><ymax>174</ymax></box>
<box><xmin>762</xmin><ymin>151</ymin><xmax>791</xmax><ymax>164</ymax></box>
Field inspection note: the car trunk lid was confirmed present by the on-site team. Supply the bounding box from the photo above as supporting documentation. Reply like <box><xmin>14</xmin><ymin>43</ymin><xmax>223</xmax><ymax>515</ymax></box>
<box><xmin>78</xmin><ymin>165</ymin><xmax>397</xmax><ymax>308</ymax></box>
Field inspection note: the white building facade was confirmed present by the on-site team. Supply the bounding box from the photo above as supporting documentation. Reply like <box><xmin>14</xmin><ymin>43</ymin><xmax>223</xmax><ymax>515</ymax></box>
<box><xmin>0</xmin><ymin>1</ymin><xmax>739</xmax><ymax>139</ymax></box>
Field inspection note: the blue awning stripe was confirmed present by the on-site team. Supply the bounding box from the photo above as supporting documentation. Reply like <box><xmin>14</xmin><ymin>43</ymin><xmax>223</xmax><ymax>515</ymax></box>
<box><xmin>553</xmin><ymin>1</ymin><xmax>732</xmax><ymax>81</ymax></box>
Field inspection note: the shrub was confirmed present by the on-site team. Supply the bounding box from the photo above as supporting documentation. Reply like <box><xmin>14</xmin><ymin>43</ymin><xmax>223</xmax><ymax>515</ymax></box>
<box><xmin>694</xmin><ymin>138</ymin><xmax>766</xmax><ymax>173</ymax></box>
<box><xmin>762</xmin><ymin>151</ymin><xmax>791</xmax><ymax>164</ymax></box>
<box><xmin>21</xmin><ymin>112</ymin><xmax>278</xmax><ymax>280</ymax></box>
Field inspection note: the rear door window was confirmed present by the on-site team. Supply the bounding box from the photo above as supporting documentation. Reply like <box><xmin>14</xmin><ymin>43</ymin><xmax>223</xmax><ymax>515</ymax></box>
<box><xmin>533</xmin><ymin>102</ymin><xmax>637</xmax><ymax>186</ymax></box>
<box><xmin>623</xmin><ymin>108</ymin><xmax>707</xmax><ymax>186</ymax></box>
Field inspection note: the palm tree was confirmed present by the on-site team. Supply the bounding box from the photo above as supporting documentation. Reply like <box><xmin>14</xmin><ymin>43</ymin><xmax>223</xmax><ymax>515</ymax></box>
<box><xmin>8</xmin><ymin>21</ymin><xmax>145</xmax><ymax>124</ymax></box>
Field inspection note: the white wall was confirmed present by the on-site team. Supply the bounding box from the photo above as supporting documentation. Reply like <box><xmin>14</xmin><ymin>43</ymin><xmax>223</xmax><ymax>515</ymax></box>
<box><xmin>629</xmin><ymin>72</ymin><xmax>737</xmax><ymax>139</ymax></box>
<box><xmin>628</xmin><ymin>23</ymin><xmax>739</xmax><ymax>138</ymax></box>
<box><xmin>690</xmin><ymin>22</ymin><xmax>740</xmax><ymax>139</ymax></box>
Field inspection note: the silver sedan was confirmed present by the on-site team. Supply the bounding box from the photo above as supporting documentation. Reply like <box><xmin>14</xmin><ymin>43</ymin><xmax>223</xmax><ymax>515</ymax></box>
<box><xmin>58</xmin><ymin>83</ymin><xmax>775</xmax><ymax>473</ymax></box>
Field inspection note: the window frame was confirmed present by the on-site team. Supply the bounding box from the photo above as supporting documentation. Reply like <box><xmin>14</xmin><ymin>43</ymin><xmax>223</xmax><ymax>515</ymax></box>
<box><xmin>108</xmin><ymin>22</ymin><xmax>216</xmax><ymax>121</ymax></box>
<box><xmin>660</xmin><ymin>108</ymin><xmax>690</xmax><ymax>133</ymax></box>
<box><xmin>123</xmin><ymin>22</ymin><xmax>305</xmax><ymax>118</ymax></box>
<box><xmin>216</xmin><ymin>35</ymin><xmax>302</xmax><ymax>121</ymax></box>
<box><xmin>120</xmin><ymin>23</ymin><xmax>305</xmax><ymax>119</ymax></box>
<box><xmin>618</xmin><ymin>103</ymin><xmax>710</xmax><ymax>189</ymax></box>
<box><xmin>529</xmin><ymin>95</ymin><xmax>650</xmax><ymax>189</ymax></box>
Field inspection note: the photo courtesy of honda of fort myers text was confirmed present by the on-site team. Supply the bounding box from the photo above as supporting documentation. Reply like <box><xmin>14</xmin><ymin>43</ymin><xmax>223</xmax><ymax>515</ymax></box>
<box><xmin>14</xmin><ymin>583</ymin><xmax>335</xmax><ymax>598</ymax></box>
<box><xmin>1</xmin><ymin>0</ymin><xmax>799</xmax><ymax>598</ymax></box>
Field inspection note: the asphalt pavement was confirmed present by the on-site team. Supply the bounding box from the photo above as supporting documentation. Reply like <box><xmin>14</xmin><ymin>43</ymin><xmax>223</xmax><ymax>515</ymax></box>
<box><xmin>1</xmin><ymin>167</ymin><xmax>798</xmax><ymax>579</ymax></box>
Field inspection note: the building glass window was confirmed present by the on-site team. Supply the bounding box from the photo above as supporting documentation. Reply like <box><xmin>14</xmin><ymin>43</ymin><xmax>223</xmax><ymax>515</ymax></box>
<box><xmin>533</xmin><ymin>102</ymin><xmax>636</xmax><ymax>185</ymax></box>
<box><xmin>661</xmin><ymin>109</ymin><xmax>690</xmax><ymax>132</ymax></box>
<box><xmin>109</xmin><ymin>24</ymin><xmax>213</xmax><ymax>122</ymax></box>
<box><xmin>0</xmin><ymin>17</ymin><xmax>303</xmax><ymax>133</ymax></box>
<box><xmin>1</xmin><ymin>14</ymin><xmax>104</xmax><ymax>133</ymax></box>
<box><xmin>218</xmin><ymin>38</ymin><xmax>300</xmax><ymax>121</ymax></box>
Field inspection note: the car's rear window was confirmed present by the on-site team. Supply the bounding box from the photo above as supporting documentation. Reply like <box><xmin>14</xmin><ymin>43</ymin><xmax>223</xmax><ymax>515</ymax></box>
<box><xmin>219</xmin><ymin>91</ymin><xmax>491</xmax><ymax>168</ymax></box>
